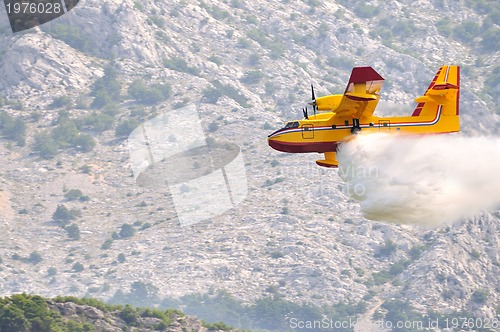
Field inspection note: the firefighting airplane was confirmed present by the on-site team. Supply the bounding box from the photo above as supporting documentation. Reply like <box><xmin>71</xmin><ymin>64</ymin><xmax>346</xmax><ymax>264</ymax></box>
<box><xmin>268</xmin><ymin>65</ymin><xmax>460</xmax><ymax>167</ymax></box>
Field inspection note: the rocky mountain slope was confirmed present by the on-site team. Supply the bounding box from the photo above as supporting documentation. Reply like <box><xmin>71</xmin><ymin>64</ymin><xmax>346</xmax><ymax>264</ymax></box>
<box><xmin>0</xmin><ymin>0</ymin><xmax>499</xmax><ymax>330</ymax></box>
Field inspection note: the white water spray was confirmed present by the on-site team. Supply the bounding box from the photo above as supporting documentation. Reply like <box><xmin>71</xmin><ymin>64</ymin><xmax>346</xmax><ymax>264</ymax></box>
<box><xmin>337</xmin><ymin>133</ymin><xmax>500</xmax><ymax>226</ymax></box>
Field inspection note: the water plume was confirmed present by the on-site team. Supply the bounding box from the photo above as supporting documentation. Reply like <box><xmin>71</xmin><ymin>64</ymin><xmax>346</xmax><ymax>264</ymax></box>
<box><xmin>337</xmin><ymin>133</ymin><xmax>500</xmax><ymax>226</ymax></box>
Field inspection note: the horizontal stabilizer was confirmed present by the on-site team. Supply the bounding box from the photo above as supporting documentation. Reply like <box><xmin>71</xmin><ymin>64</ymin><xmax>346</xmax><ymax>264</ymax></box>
<box><xmin>412</xmin><ymin>65</ymin><xmax>460</xmax><ymax>117</ymax></box>
<box><xmin>414</xmin><ymin>95</ymin><xmax>449</xmax><ymax>105</ymax></box>
<box><xmin>345</xmin><ymin>92</ymin><xmax>378</xmax><ymax>101</ymax></box>
<box><xmin>431</xmin><ymin>82</ymin><xmax>459</xmax><ymax>90</ymax></box>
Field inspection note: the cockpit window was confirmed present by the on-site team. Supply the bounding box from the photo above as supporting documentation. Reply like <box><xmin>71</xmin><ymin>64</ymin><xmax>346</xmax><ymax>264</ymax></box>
<box><xmin>284</xmin><ymin>121</ymin><xmax>299</xmax><ymax>129</ymax></box>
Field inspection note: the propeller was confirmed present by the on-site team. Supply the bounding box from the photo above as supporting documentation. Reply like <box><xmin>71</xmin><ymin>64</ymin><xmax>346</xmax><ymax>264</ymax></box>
<box><xmin>309</xmin><ymin>84</ymin><xmax>318</xmax><ymax>117</ymax></box>
<box><xmin>302</xmin><ymin>107</ymin><xmax>309</xmax><ymax>119</ymax></box>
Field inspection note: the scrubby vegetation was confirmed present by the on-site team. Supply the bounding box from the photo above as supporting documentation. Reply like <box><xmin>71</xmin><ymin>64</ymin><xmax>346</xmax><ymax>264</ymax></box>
<box><xmin>163</xmin><ymin>56</ymin><xmax>201</xmax><ymax>76</ymax></box>
<box><xmin>115</xmin><ymin>118</ymin><xmax>141</xmax><ymax>137</ymax></box>
<box><xmin>0</xmin><ymin>294</ymin><xmax>93</xmax><ymax>332</ymax></box>
<box><xmin>110</xmin><ymin>286</ymin><xmax>367</xmax><ymax>331</ymax></box>
<box><xmin>202</xmin><ymin>80</ymin><xmax>251</xmax><ymax>107</ymax></box>
<box><xmin>0</xmin><ymin>294</ymin><xmax>185</xmax><ymax>332</ymax></box>
<box><xmin>32</xmin><ymin>111</ymin><xmax>96</xmax><ymax>159</ymax></box>
<box><xmin>90</xmin><ymin>65</ymin><xmax>122</xmax><ymax>109</ymax></box>
<box><xmin>128</xmin><ymin>79</ymin><xmax>172</xmax><ymax>104</ymax></box>
<box><xmin>0</xmin><ymin>110</ymin><xmax>26</xmax><ymax>146</ymax></box>
<box><xmin>52</xmin><ymin>204</ymin><xmax>80</xmax><ymax>226</ymax></box>
<box><xmin>42</xmin><ymin>23</ymin><xmax>121</xmax><ymax>58</ymax></box>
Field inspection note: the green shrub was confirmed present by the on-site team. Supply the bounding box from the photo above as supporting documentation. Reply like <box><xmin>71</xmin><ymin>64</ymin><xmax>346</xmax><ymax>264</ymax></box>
<box><xmin>202</xmin><ymin>321</ymin><xmax>233</xmax><ymax>331</ymax></box>
<box><xmin>237</xmin><ymin>38</ymin><xmax>251</xmax><ymax>48</ymax></box>
<box><xmin>50</xmin><ymin>96</ymin><xmax>72</xmax><ymax>109</ymax></box>
<box><xmin>480</xmin><ymin>26</ymin><xmax>499</xmax><ymax>52</ymax></box>
<box><xmin>207</xmin><ymin>121</ymin><xmax>219</xmax><ymax>132</ymax></box>
<box><xmin>91</xmin><ymin>91</ymin><xmax>114</xmax><ymax>109</ymax></box>
<box><xmin>118</xmin><ymin>253</ymin><xmax>126</xmax><ymax>263</ymax></box>
<box><xmin>409</xmin><ymin>245</ymin><xmax>424</xmax><ymax>260</ymax></box>
<box><xmin>0</xmin><ymin>302</ymin><xmax>30</xmax><ymax>331</ymax></box>
<box><xmin>470</xmin><ymin>249</ymin><xmax>481</xmax><ymax>259</ymax></box>
<box><xmin>375</xmin><ymin>239</ymin><xmax>397</xmax><ymax>258</ymax></box>
<box><xmin>52</xmin><ymin>205</ymin><xmax>78</xmax><ymax>226</ymax></box>
<box><xmin>52</xmin><ymin>120</ymin><xmax>79</xmax><ymax>146</ymax></box>
<box><xmin>33</xmin><ymin>132</ymin><xmax>58</xmax><ymax>159</ymax></box>
<box><xmin>110</xmin><ymin>282</ymin><xmax>160</xmax><ymax>308</ymax></box>
<box><xmin>471</xmin><ymin>289</ymin><xmax>489</xmax><ymax>304</ymax></box>
<box><xmin>27</xmin><ymin>251</ymin><xmax>43</xmax><ymax>264</ymax></box>
<box><xmin>0</xmin><ymin>111</ymin><xmax>26</xmax><ymax>146</ymax></box>
<box><xmin>147</xmin><ymin>15</ymin><xmax>165</xmax><ymax>28</ymax></box>
<box><xmin>353</xmin><ymin>4</ymin><xmax>380</xmax><ymax>18</ymax></box>
<box><xmin>208</xmin><ymin>55</ymin><xmax>222</xmax><ymax>65</ymax></box>
<box><xmin>38</xmin><ymin>116</ymin><xmax>97</xmax><ymax>154</ymax></box>
<box><xmin>163</xmin><ymin>57</ymin><xmax>200</xmax><ymax>76</ymax></box>
<box><xmin>101</xmin><ymin>239</ymin><xmax>113</xmax><ymax>250</ymax></box>
<box><xmin>128</xmin><ymin>79</ymin><xmax>172</xmax><ymax>104</ymax></box>
<box><xmin>66</xmin><ymin>224</ymin><xmax>81</xmax><ymax>241</ymax></box>
<box><xmin>436</xmin><ymin>17</ymin><xmax>452</xmax><ymax>37</ymax></box>
<box><xmin>115</xmin><ymin>119</ymin><xmax>140</xmax><ymax>137</ymax></box>
<box><xmin>119</xmin><ymin>224</ymin><xmax>136</xmax><ymax>238</ymax></box>
<box><xmin>381</xmin><ymin>300</ymin><xmax>423</xmax><ymax>331</ymax></box>
<box><xmin>270</xmin><ymin>251</ymin><xmax>284</xmax><ymax>259</ymax></box>
<box><xmin>389</xmin><ymin>259</ymin><xmax>410</xmax><ymax>276</ymax></box>
<box><xmin>64</xmin><ymin>189</ymin><xmax>84</xmax><ymax>201</ymax></box>
<box><xmin>453</xmin><ymin>21</ymin><xmax>480</xmax><ymax>43</ymax></box>
<box><xmin>140</xmin><ymin>222</ymin><xmax>152</xmax><ymax>230</ymax></box>
<box><xmin>90</xmin><ymin>65</ymin><xmax>121</xmax><ymax>108</ymax></box>
<box><xmin>72</xmin><ymin>133</ymin><xmax>96</xmax><ymax>152</ymax></box>
<box><xmin>77</xmin><ymin>112</ymin><xmax>114</xmax><ymax>132</ymax></box>
<box><xmin>240</xmin><ymin>70</ymin><xmax>264</xmax><ymax>84</ymax></box>
<box><xmin>202</xmin><ymin>81</ymin><xmax>250</xmax><ymax>107</ymax></box>
<box><xmin>119</xmin><ymin>305</ymin><xmax>138</xmax><ymax>324</ymax></box>
<box><xmin>371</xmin><ymin>270</ymin><xmax>391</xmax><ymax>285</ymax></box>
<box><xmin>43</xmin><ymin>23</ymin><xmax>98</xmax><ymax>56</ymax></box>
<box><xmin>72</xmin><ymin>262</ymin><xmax>84</xmax><ymax>272</ymax></box>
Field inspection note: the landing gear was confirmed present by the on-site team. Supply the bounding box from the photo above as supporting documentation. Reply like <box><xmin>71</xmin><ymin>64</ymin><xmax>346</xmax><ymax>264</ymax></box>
<box><xmin>351</xmin><ymin>118</ymin><xmax>361</xmax><ymax>134</ymax></box>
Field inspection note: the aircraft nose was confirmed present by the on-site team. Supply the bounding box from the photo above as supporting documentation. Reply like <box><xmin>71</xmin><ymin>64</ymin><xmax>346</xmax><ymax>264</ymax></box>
<box><xmin>268</xmin><ymin>136</ymin><xmax>295</xmax><ymax>153</ymax></box>
<box><xmin>268</xmin><ymin>137</ymin><xmax>281</xmax><ymax>152</ymax></box>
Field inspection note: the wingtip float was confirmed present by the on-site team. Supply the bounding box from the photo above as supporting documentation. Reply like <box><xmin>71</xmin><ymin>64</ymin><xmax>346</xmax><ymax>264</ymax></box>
<box><xmin>268</xmin><ymin>66</ymin><xmax>461</xmax><ymax>168</ymax></box>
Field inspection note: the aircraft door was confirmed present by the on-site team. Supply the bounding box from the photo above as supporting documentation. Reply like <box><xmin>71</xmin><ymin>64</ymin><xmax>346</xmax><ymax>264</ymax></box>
<box><xmin>379</xmin><ymin>120</ymin><xmax>390</xmax><ymax>131</ymax></box>
<box><xmin>302</xmin><ymin>124</ymin><xmax>314</xmax><ymax>139</ymax></box>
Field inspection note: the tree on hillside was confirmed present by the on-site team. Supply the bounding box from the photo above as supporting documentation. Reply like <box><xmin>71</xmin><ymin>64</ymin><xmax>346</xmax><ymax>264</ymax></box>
<box><xmin>33</xmin><ymin>132</ymin><xmax>58</xmax><ymax>159</ymax></box>
<box><xmin>90</xmin><ymin>65</ymin><xmax>122</xmax><ymax>108</ymax></box>
<box><xmin>0</xmin><ymin>305</ymin><xmax>29</xmax><ymax>332</ymax></box>
<box><xmin>52</xmin><ymin>205</ymin><xmax>77</xmax><ymax>226</ymax></box>
<box><xmin>128</xmin><ymin>79</ymin><xmax>172</xmax><ymax>104</ymax></box>
<box><xmin>119</xmin><ymin>223</ymin><xmax>135</xmax><ymax>238</ymax></box>
<box><xmin>66</xmin><ymin>224</ymin><xmax>81</xmax><ymax>241</ymax></box>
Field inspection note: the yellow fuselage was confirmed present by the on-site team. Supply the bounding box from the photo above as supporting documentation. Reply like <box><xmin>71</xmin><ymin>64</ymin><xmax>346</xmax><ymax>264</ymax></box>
<box><xmin>268</xmin><ymin>106</ymin><xmax>459</xmax><ymax>155</ymax></box>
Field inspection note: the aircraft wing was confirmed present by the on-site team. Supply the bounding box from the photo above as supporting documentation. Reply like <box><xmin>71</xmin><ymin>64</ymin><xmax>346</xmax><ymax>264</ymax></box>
<box><xmin>332</xmin><ymin>67</ymin><xmax>384</xmax><ymax>118</ymax></box>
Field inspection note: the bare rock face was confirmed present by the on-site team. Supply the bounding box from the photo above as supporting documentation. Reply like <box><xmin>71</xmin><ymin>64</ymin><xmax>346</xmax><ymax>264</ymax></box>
<box><xmin>0</xmin><ymin>33</ymin><xmax>99</xmax><ymax>100</ymax></box>
<box><xmin>0</xmin><ymin>0</ymin><xmax>498</xmax><ymax>328</ymax></box>
<box><xmin>56</xmin><ymin>301</ymin><xmax>78</xmax><ymax>316</ymax></box>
